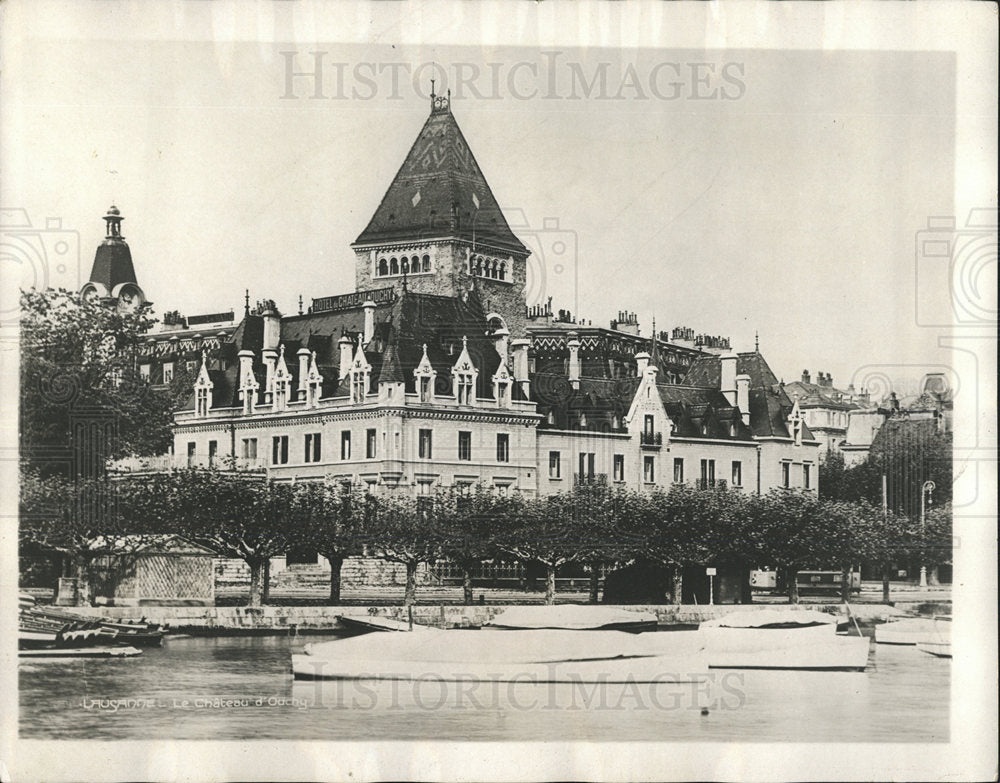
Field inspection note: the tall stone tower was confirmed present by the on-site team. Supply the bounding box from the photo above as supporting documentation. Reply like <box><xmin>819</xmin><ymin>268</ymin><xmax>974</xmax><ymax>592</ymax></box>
<box><xmin>352</xmin><ymin>90</ymin><xmax>529</xmax><ymax>337</ymax></box>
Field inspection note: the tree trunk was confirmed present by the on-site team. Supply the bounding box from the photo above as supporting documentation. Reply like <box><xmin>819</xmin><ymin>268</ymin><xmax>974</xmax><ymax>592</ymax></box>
<box><xmin>74</xmin><ymin>556</ymin><xmax>92</xmax><ymax>607</ymax></box>
<box><xmin>462</xmin><ymin>565</ymin><xmax>474</xmax><ymax>606</ymax></box>
<box><xmin>928</xmin><ymin>564</ymin><xmax>940</xmax><ymax>586</ymax></box>
<box><xmin>672</xmin><ymin>567</ymin><xmax>683</xmax><ymax>605</ymax></box>
<box><xmin>262</xmin><ymin>559</ymin><xmax>271</xmax><ymax>605</ymax></box>
<box><xmin>247</xmin><ymin>557</ymin><xmax>267</xmax><ymax>607</ymax></box>
<box><xmin>327</xmin><ymin>555</ymin><xmax>344</xmax><ymax>605</ymax></box>
<box><xmin>544</xmin><ymin>564</ymin><xmax>556</xmax><ymax>605</ymax></box>
<box><xmin>404</xmin><ymin>561</ymin><xmax>417</xmax><ymax>606</ymax></box>
<box><xmin>787</xmin><ymin>568</ymin><xmax>799</xmax><ymax>604</ymax></box>
<box><xmin>588</xmin><ymin>560</ymin><xmax>600</xmax><ymax>604</ymax></box>
<box><xmin>881</xmin><ymin>564</ymin><xmax>891</xmax><ymax>604</ymax></box>
<box><xmin>840</xmin><ymin>566</ymin><xmax>851</xmax><ymax>603</ymax></box>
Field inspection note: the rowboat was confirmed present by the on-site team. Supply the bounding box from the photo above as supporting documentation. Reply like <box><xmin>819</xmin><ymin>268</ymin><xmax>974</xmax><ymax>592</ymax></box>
<box><xmin>916</xmin><ymin>640</ymin><xmax>951</xmax><ymax>658</ymax></box>
<box><xmin>915</xmin><ymin>617</ymin><xmax>952</xmax><ymax>658</ymax></box>
<box><xmin>484</xmin><ymin>605</ymin><xmax>659</xmax><ymax>633</ymax></box>
<box><xmin>292</xmin><ymin>627</ymin><xmax>708</xmax><ymax>683</ymax></box>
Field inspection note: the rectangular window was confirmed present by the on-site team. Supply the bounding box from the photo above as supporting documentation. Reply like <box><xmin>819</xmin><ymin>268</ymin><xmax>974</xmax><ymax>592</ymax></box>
<box><xmin>163</xmin><ymin>363</ymin><xmax>174</xmax><ymax>384</ymax></box>
<box><xmin>139</xmin><ymin>364</ymin><xmax>150</xmax><ymax>382</ymax></box>
<box><xmin>208</xmin><ymin>440</ymin><xmax>218</xmax><ymax>467</ymax></box>
<box><xmin>458</xmin><ymin>431</ymin><xmax>472</xmax><ymax>461</ymax></box>
<box><xmin>419</xmin><ymin>429</ymin><xmax>432</xmax><ymax>459</ymax></box>
<box><xmin>644</xmin><ymin>414</ymin><xmax>655</xmax><ymax>436</ymax></box>
<box><xmin>241</xmin><ymin>438</ymin><xmax>257</xmax><ymax>460</ymax></box>
<box><xmin>613</xmin><ymin>454</ymin><xmax>625</xmax><ymax>482</ymax></box>
<box><xmin>495</xmin><ymin>483</ymin><xmax>509</xmax><ymax>497</ymax></box>
<box><xmin>186</xmin><ymin>441</ymin><xmax>196</xmax><ymax>468</ymax></box>
<box><xmin>643</xmin><ymin>456</ymin><xmax>655</xmax><ymax>483</ymax></box>
<box><xmin>803</xmin><ymin>463</ymin><xmax>812</xmax><ymax>489</ymax></box>
<box><xmin>366</xmin><ymin>429</ymin><xmax>377</xmax><ymax>459</ymax></box>
<box><xmin>419</xmin><ymin>376</ymin><xmax>432</xmax><ymax>402</ymax></box>
<box><xmin>578</xmin><ymin>452</ymin><xmax>595</xmax><ymax>480</ymax></box>
<box><xmin>272</xmin><ymin>435</ymin><xmax>288</xmax><ymax>465</ymax></box>
<box><xmin>185</xmin><ymin>360</ymin><xmax>197</xmax><ymax>374</ymax></box>
<box><xmin>700</xmin><ymin>458</ymin><xmax>716</xmax><ymax>486</ymax></box>
<box><xmin>417</xmin><ymin>480</ymin><xmax>433</xmax><ymax>496</ymax></box>
<box><xmin>305</xmin><ymin>433</ymin><xmax>322</xmax><ymax>463</ymax></box>
<box><xmin>340</xmin><ymin>430</ymin><xmax>351</xmax><ymax>460</ymax></box>
<box><xmin>781</xmin><ymin>462</ymin><xmax>790</xmax><ymax>488</ymax></box>
<box><xmin>549</xmin><ymin>451</ymin><xmax>561</xmax><ymax>479</ymax></box>
<box><xmin>673</xmin><ymin>458</ymin><xmax>684</xmax><ymax>484</ymax></box>
<box><xmin>496</xmin><ymin>433</ymin><xmax>510</xmax><ymax>463</ymax></box>
<box><xmin>731</xmin><ymin>460</ymin><xmax>742</xmax><ymax>487</ymax></box>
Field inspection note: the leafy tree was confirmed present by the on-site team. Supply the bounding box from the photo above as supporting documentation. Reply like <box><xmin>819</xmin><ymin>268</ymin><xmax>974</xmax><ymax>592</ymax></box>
<box><xmin>494</xmin><ymin>492</ymin><xmax>591</xmax><ymax>605</ymax></box>
<box><xmin>20</xmin><ymin>470</ymin><xmax>151</xmax><ymax>605</ymax></box>
<box><xmin>435</xmin><ymin>484</ymin><xmax>511</xmax><ymax>605</ymax></box>
<box><xmin>117</xmin><ymin>470</ymin><xmax>291</xmax><ymax>606</ymax></box>
<box><xmin>285</xmin><ymin>481</ymin><xmax>367</xmax><ymax>604</ymax></box>
<box><xmin>365</xmin><ymin>493</ymin><xmax>444</xmax><ymax>606</ymax></box>
<box><xmin>19</xmin><ymin>289</ymin><xmax>176</xmax><ymax>477</ymax></box>
<box><xmin>752</xmin><ymin>490</ymin><xmax>826</xmax><ymax>603</ymax></box>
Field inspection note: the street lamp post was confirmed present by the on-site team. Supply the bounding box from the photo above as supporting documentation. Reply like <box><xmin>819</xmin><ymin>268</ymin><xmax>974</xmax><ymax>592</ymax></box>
<box><xmin>919</xmin><ymin>480</ymin><xmax>936</xmax><ymax>588</ymax></box>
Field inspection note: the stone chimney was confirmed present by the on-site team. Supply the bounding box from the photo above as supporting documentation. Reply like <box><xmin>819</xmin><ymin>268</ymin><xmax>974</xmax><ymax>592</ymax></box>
<box><xmin>297</xmin><ymin>347</ymin><xmax>311</xmax><ymax>400</ymax></box>
<box><xmin>338</xmin><ymin>335</ymin><xmax>354</xmax><ymax>380</ymax></box>
<box><xmin>492</xmin><ymin>326</ymin><xmax>510</xmax><ymax>361</ymax></box>
<box><xmin>238</xmin><ymin>349</ymin><xmax>257</xmax><ymax>412</ymax></box>
<box><xmin>802</xmin><ymin>370</ymin><xmax>811</xmax><ymax>384</ymax></box>
<box><xmin>261</xmin><ymin>347</ymin><xmax>278</xmax><ymax>402</ymax></box>
<box><xmin>567</xmin><ymin>332</ymin><xmax>581</xmax><ymax>390</ymax></box>
<box><xmin>511</xmin><ymin>338</ymin><xmax>530</xmax><ymax>399</ymax></box>
<box><xmin>635</xmin><ymin>351</ymin><xmax>650</xmax><ymax>377</ymax></box>
<box><xmin>261</xmin><ymin>302</ymin><xmax>281</xmax><ymax>351</ymax></box>
<box><xmin>611</xmin><ymin>310</ymin><xmax>640</xmax><ymax>336</ymax></box>
<box><xmin>720</xmin><ymin>352</ymin><xmax>738</xmax><ymax>406</ymax></box>
<box><xmin>736</xmin><ymin>373</ymin><xmax>751</xmax><ymax>425</ymax></box>
<box><xmin>363</xmin><ymin>300</ymin><xmax>376</xmax><ymax>344</ymax></box>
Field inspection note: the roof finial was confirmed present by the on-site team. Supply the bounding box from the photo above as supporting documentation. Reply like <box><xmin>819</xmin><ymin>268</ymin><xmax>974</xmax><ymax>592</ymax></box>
<box><xmin>755</xmin><ymin>330</ymin><xmax>759</xmax><ymax>352</ymax></box>
<box><xmin>244</xmin><ymin>289</ymin><xmax>250</xmax><ymax>316</ymax></box>
<box><xmin>431</xmin><ymin>78</ymin><xmax>436</xmax><ymax>99</ymax></box>
<box><xmin>298</xmin><ymin>294</ymin><xmax>303</xmax><ymax>316</ymax></box>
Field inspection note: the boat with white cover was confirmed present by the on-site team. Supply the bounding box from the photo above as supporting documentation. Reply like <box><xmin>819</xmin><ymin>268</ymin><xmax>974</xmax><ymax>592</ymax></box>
<box><xmin>876</xmin><ymin>616</ymin><xmax>950</xmax><ymax>646</ymax></box>
<box><xmin>484</xmin><ymin>605</ymin><xmax>658</xmax><ymax>632</ymax></box>
<box><xmin>915</xmin><ymin>617</ymin><xmax>952</xmax><ymax>658</ymax></box>
<box><xmin>690</xmin><ymin>608</ymin><xmax>869</xmax><ymax>671</ymax></box>
<box><xmin>292</xmin><ymin>627</ymin><xmax>708</xmax><ymax>683</ymax></box>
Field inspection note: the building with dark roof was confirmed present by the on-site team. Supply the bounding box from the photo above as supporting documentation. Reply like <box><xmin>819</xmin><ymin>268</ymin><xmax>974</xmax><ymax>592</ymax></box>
<box><xmin>111</xmin><ymin>93</ymin><xmax>821</xmax><ymax>563</ymax></box>
<box><xmin>784</xmin><ymin>370</ymin><xmax>870</xmax><ymax>455</ymax></box>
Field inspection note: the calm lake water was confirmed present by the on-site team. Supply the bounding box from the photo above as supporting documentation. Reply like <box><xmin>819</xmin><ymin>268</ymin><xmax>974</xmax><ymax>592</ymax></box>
<box><xmin>19</xmin><ymin>633</ymin><xmax>949</xmax><ymax>742</ymax></box>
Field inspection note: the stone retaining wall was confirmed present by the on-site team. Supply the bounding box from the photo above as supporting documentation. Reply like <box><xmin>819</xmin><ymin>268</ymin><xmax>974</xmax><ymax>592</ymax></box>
<box><xmin>58</xmin><ymin>602</ymin><xmax>916</xmax><ymax>633</ymax></box>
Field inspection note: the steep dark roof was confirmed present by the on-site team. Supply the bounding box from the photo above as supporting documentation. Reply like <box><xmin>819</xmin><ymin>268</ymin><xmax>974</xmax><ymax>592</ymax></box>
<box><xmin>682</xmin><ymin>351</ymin><xmax>815</xmax><ymax>440</ymax></box>
<box><xmin>531</xmin><ymin>374</ymin><xmax>637</xmax><ymax>432</ymax></box>
<box><xmin>784</xmin><ymin>380</ymin><xmax>858</xmax><ymax>411</ymax></box>
<box><xmin>657</xmin><ymin>385</ymin><xmax>754</xmax><ymax>440</ymax></box>
<box><xmin>87</xmin><ymin>238</ymin><xmax>137</xmax><ymax>291</ymax></box>
<box><xmin>353</xmin><ymin>101</ymin><xmax>527</xmax><ymax>254</ymax></box>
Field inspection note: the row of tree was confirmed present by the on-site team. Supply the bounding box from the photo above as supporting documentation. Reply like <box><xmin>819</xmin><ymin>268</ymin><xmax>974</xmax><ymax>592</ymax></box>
<box><xmin>19</xmin><ymin>469</ymin><xmax>953</xmax><ymax>607</ymax></box>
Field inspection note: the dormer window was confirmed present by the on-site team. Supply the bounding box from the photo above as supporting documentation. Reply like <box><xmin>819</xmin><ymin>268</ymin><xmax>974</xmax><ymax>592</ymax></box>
<box><xmin>451</xmin><ymin>336</ymin><xmax>479</xmax><ymax>406</ymax></box>
<box><xmin>272</xmin><ymin>345</ymin><xmax>292</xmax><ymax>411</ymax></box>
<box><xmin>349</xmin><ymin>337</ymin><xmax>372</xmax><ymax>403</ymax></box>
<box><xmin>193</xmin><ymin>350</ymin><xmax>214</xmax><ymax>418</ymax></box>
<box><xmin>492</xmin><ymin>359</ymin><xmax>513</xmax><ymax>409</ymax></box>
<box><xmin>413</xmin><ymin>343</ymin><xmax>437</xmax><ymax>403</ymax></box>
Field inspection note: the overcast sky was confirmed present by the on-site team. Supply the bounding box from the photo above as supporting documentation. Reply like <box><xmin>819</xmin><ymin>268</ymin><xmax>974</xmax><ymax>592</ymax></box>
<box><xmin>0</xmin><ymin>13</ymin><xmax>980</xmax><ymax>400</ymax></box>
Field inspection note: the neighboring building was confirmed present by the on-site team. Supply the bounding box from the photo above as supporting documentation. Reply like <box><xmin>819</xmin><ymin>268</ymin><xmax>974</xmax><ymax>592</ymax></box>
<box><xmin>783</xmin><ymin>370</ymin><xmax>869</xmax><ymax>455</ymax></box>
<box><xmin>840</xmin><ymin>373</ymin><xmax>954</xmax><ymax>466</ymax></box>
<box><xmin>102</xmin><ymin>93</ymin><xmax>821</xmax><ymax>568</ymax></box>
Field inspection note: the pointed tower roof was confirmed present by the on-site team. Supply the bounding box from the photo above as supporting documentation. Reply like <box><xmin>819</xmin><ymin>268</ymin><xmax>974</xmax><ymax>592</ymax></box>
<box><xmin>377</xmin><ymin>329</ymin><xmax>406</xmax><ymax>385</ymax></box>
<box><xmin>354</xmin><ymin>92</ymin><xmax>527</xmax><ymax>254</ymax></box>
<box><xmin>86</xmin><ymin>205</ymin><xmax>139</xmax><ymax>292</ymax></box>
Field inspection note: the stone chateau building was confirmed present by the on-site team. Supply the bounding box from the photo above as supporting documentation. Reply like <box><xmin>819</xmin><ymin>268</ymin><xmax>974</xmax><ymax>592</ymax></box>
<box><xmin>97</xmin><ymin>92</ymin><xmax>820</xmax><ymax>572</ymax></box>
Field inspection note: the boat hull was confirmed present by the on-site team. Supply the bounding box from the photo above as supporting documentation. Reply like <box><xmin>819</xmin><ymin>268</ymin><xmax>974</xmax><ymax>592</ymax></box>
<box><xmin>19</xmin><ymin>646</ymin><xmax>143</xmax><ymax>659</ymax></box>
<box><xmin>916</xmin><ymin>641</ymin><xmax>952</xmax><ymax>658</ymax></box>
<box><xmin>293</xmin><ymin>628</ymin><xmax>708</xmax><ymax>683</ymax></box>
<box><xmin>705</xmin><ymin>635</ymin><xmax>871</xmax><ymax>671</ymax></box>
<box><xmin>875</xmin><ymin>618</ymin><xmax>939</xmax><ymax>645</ymax></box>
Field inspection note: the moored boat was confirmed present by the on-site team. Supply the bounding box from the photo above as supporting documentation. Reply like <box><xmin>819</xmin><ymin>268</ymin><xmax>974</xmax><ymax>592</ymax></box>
<box><xmin>915</xmin><ymin>617</ymin><xmax>952</xmax><ymax>658</ymax></box>
<box><xmin>876</xmin><ymin>616</ymin><xmax>950</xmax><ymax>646</ymax></box>
<box><xmin>484</xmin><ymin>605</ymin><xmax>658</xmax><ymax>633</ymax></box>
<box><xmin>916</xmin><ymin>640</ymin><xmax>951</xmax><ymax>658</ymax></box>
<box><xmin>336</xmin><ymin>614</ymin><xmax>429</xmax><ymax>633</ymax></box>
<box><xmin>19</xmin><ymin>645</ymin><xmax>143</xmax><ymax>659</ymax></box>
<box><xmin>292</xmin><ymin>627</ymin><xmax>708</xmax><ymax>683</ymax></box>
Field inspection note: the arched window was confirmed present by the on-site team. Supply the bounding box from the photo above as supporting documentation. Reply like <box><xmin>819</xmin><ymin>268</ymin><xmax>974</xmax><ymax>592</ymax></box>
<box><xmin>378</xmin><ymin>258</ymin><xmax>388</xmax><ymax>276</ymax></box>
<box><xmin>498</xmin><ymin>262</ymin><xmax>506</xmax><ymax>281</ymax></box>
<box><xmin>390</xmin><ymin>257</ymin><xmax>399</xmax><ymax>275</ymax></box>
<box><xmin>422</xmin><ymin>254</ymin><xmax>431</xmax><ymax>272</ymax></box>
<box><xmin>491</xmin><ymin>260</ymin><xmax>499</xmax><ymax>279</ymax></box>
